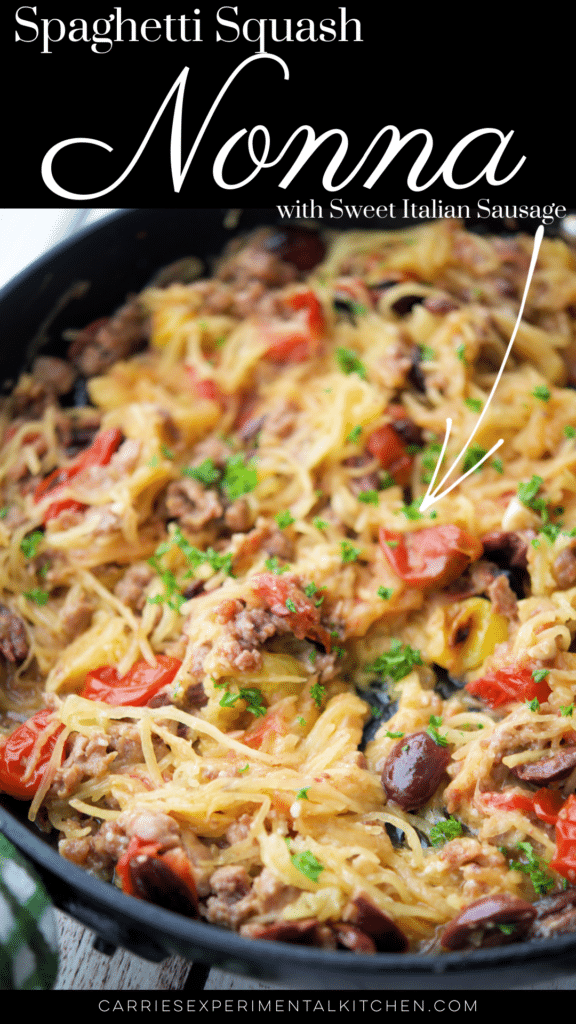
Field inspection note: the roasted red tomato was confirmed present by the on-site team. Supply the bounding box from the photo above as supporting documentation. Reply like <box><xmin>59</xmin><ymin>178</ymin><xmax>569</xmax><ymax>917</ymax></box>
<box><xmin>379</xmin><ymin>525</ymin><xmax>483</xmax><ymax>590</ymax></box>
<box><xmin>116</xmin><ymin>836</ymin><xmax>198</xmax><ymax>915</ymax></box>
<box><xmin>34</xmin><ymin>427</ymin><xmax>122</xmax><ymax>523</ymax></box>
<box><xmin>480</xmin><ymin>788</ymin><xmax>564</xmax><ymax>825</ymax></box>
<box><xmin>0</xmin><ymin>709</ymin><xmax>64</xmax><ymax>799</ymax></box>
<box><xmin>551</xmin><ymin>794</ymin><xmax>576</xmax><ymax>882</ymax></box>
<box><xmin>465</xmin><ymin>666</ymin><xmax>550</xmax><ymax>709</ymax></box>
<box><xmin>367</xmin><ymin>424</ymin><xmax>413</xmax><ymax>486</ymax></box>
<box><xmin>185</xmin><ymin>366</ymin><xmax>224</xmax><ymax>405</ymax></box>
<box><xmin>80</xmin><ymin>655</ymin><xmax>181</xmax><ymax>706</ymax></box>
<box><xmin>250</xmin><ymin>572</ymin><xmax>332</xmax><ymax>650</ymax></box>
<box><xmin>263</xmin><ymin>290</ymin><xmax>325</xmax><ymax>363</ymax></box>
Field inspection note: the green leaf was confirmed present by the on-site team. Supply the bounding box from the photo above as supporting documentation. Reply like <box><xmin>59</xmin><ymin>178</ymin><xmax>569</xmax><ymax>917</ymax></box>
<box><xmin>364</xmin><ymin>640</ymin><xmax>422</xmax><ymax>683</ymax></box>
<box><xmin>335</xmin><ymin>347</ymin><xmax>367</xmax><ymax>379</ymax></box>
<box><xmin>429</xmin><ymin>817</ymin><xmax>463</xmax><ymax>846</ymax></box>
<box><xmin>290</xmin><ymin>850</ymin><xmax>324</xmax><ymax>882</ymax></box>
<box><xmin>222</xmin><ymin>454</ymin><xmax>258</xmax><ymax>500</ymax></box>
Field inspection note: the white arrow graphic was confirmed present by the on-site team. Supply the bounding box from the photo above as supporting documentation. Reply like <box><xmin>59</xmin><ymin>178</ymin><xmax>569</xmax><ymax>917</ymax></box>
<box><xmin>419</xmin><ymin>224</ymin><xmax>545</xmax><ymax>513</ymax></box>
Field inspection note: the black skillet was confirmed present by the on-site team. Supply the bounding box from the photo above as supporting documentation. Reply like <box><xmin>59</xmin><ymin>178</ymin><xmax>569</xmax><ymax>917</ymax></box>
<box><xmin>1</xmin><ymin>207</ymin><xmax>575</xmax><ymax>989</ymax></box>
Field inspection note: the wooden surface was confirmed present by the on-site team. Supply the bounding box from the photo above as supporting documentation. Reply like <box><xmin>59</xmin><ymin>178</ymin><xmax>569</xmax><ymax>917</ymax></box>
<box><xmin>54</xmin><ymin>911</ymin><xmax>279</xmax><ymax>991</ymax></box>
<box><xmin>54</xmin><ymin>910</ymin><xmax>576</xmax><ymax>991</ymax></box>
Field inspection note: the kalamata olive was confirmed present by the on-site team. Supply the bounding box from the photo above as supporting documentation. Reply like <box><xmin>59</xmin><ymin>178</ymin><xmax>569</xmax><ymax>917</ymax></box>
<box><xmin>481</xmin><ymin>531</ymin><xmax>529</xmax><ymax>570</ymax></box>
<box><xmin>129</xmin><ymin>856</ymin><xmax>198</xmax><ymax>916</ymax></box>
<box><xmin>391</xmin><ymin>294</ymin><xmax>426</xmax><ymax>316</ymax></box>
<box><xmin>511</xmin><ymin>747</ymin><xmax>576</xmax><ymax>784</ymax></box>
<box><xmin>529</xmin><ymin>888</ymin><xmax>576</xmax><ymax>939</ymax></box>
<box><xmin>263</xmin><ymin>227</ymin><xmax>325</xmax><ymax>272</ymax></box>
<box><xmin>381</xmin><ymin>731</ymin><xmax>451</xmax><ymax>811</ymax></box>
<box><xmin>441</xmin><ymin>894</ymin><xmax>536</xmax><ymax>950</ymax></box>
<box><xmin>332</xmin><ymin>923</ymin><xmax>376</xmax><ymax>953</ymax></box>
<box><xmin>343</xmin><ymin>892</ymin><xmax>409</xmax><ymax>952</ymax></box>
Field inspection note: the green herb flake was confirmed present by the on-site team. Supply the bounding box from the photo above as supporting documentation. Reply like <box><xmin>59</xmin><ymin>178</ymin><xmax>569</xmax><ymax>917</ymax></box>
<box><xmin>429</xmin><ymin>816</ymin><xmax>463</xmax><ymax>846</ymax></box>
<box><xmin>560</xmin><ymin>703</ymin><xmax>574</xmax><ymax>717</ymax></box>
<box><xmin>358</xmin><ymin>490</ymin><xmax>379</xmax><ymax>506</ymax></box>
<box><xmin>465</xmin><ymin>398</ymin><xmax>483</xmax><ymax>413</ymax></box>
<box><xmin>532</xmin><ymin>669</ymin><xmax>549</xmax><ymax>683</ymax></box>
<box><xmin>347</xmin><ymin>425</ymin><xmax>363</xmax><ymax>444</ymax></box>
<box><xmin>297</xmin><ymin>716</ymin><xmax>307</xmax><ymax>727</ymax></box>
<box><xmin>285</xmin><ymin>598</ymin><xmax>297</xmax><ymax>613</ymax></box>
<box><xmin>526</xmin><ymin>698</ymin><xmax>540</xmax><ymax>712</ymax></box>
<box><xmin>497</xmin><ymin>923</ymin><xmax>516</xmax><ymax>936</ymax></box>
<box><xmin>20</xmin><ymin>531</ymin><xmax>43</xmax><ymax>559</ymax></box>
<box><xmin>377</xmin><ymin>586</ymin><xmax>393</xmax><ymax>600</ymax></box>
<box><xmin>462</xmin><ymin>444</ymin><xmax>488</xmax><ymax>474</ymax></box>
<box><xmin>335</xmin><ymin>347</ymin><xmax>367</xmax><ymax>379</ymax></box>
<box><xmin>427</xmin><ymin>714</ymin><xmax>448</xmax><ymax>747</ymax></box>
<box><xmin>340</xmin><ymin>540</ymin><xmax>361</xmax><ymax>563</ymax></box>
<box><xmin>182</xmin><ymin>458</ymin><xmax>221</xmax><ymax>487</ymax></box>
<box><xmin>237</xmin><ymin>764</ymin><xmax>249</xmax><ymax>774</ymax></box>
<box><xmin>419</xmin><ymin>345</ymin><xmax>435</xmax><ymax>362</ymax></box>
<box><xmin>23</xmin><ymin>588</ymin><xmax>49</xmax><ymax>606</ymax></box>
<box><xmin>510</xmin><ymin>841</ymin><xmax>555</xmax><ymax>895</ymax></box>
<box><xmin>161</xmin><ymin>444</ymin><xmax>175</xmax><ymax>460</ymax></box>
<box><xmin>290</xmin><ymin>850</ymin><xmax>324</xmax><ymax>883</ymax></box>
<box><xmin>492</xmin><ymin>458</ymin><xmax>504</xmax><ymax>474</ymax></box>
<box><xmin>222</xmin><ymin>454</ymin><xmax>258</xmax><ymax>500</ymax></box>
<box><xmin>532</xmin><ymin>385</ymin><xmax>551</xmax><ymax>402</ymax></box>
<box><xmin>264</xmin><ymin>556</ymin><xmax>290</xmax><ymax>575</ymax></box>
<box><xmin>364</xmin><ymin>640</ymin><xmax>422</xmax><ymax>683</ymax></box>
<box><xmin>564</xmin><ymin>425</ymin><xmax>576</xmax><ymax>439</ymax></box>
<box><xmin>219</xmin><ymin>686</ymin><xmax>266</xmax><ymax>718</ymax></box>
<box><xmin>296</xmin><ymin>787</ymin><xmax>310</xmax><ymax>800</ymax></box>
<box><xmin>310</xmin><ymin>682</ymin><xmax>326</xmax><ymax>708</ymax></box>
<box><xmin>312</xmin><ymin>517</ymin><xmax>328</xmax><ymax>531</ymax></box>
<box><xmin>275</xmin><ymin>510</ymin><xmax>295</xmax><ymax>529</ymax></box>
<box><xmin>385</xmin><ymin>730</ymin><xmax>404</xmax><ymax>739</ymax></box>
<box><xmin>0</xmin><ymin>507</ymin><xmax>9</xmax><ymax>519</ymax></box>
<box><xmin>456</xmin><ymin>343</ymin><xmax>468</xmax><ymax>364</ymax></box>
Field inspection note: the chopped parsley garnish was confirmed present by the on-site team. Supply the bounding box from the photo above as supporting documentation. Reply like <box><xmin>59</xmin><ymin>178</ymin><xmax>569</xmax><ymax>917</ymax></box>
<box><xmin>564</xmin><ymin>425</ymin><xmax>576</xmax><ymax>439</ymax></box>
<box><xmin>429</xmin><ymin>816</ymin><xmax>463</xmax><ymax>846</ymax></box>
<box><xmin>532</xmin><ymin>669</ymin><xmax>549</xmax><ymax>683</ymax></box>
<box><xmin>347</xmin><ymin>425</ymin><xmax>363</xmax><ymax>444</ymax></box>
<box><xmin>340</xmin><ymin>540</ymin><xmax>361</xmax><ymax>563</ymax></box>
<box><xmin>364</xmin><ymin>640</ymin><xmax>422</xmax><ymax>683</ymax></box>
<box><xmin>560</xmin><ymin>703</ymin><xmax>574</xmax><ymax>717</ymax></box>
<box><xmin>385</xmin><ymin>730</ymin><xmax>404</xmax><ymax>739</ymax></box>
<box><xmin>290</xmin><ymin>850</ymin><xmax>324</xmax><ymax>882</ymax></box>
<box><xmin>462</xmin><ymin>444</ymin><xmax>488</xmax><ymax>474</ymax></box>
<box><xmin>335</xmin><ymin>347</ymin><xmax>367</xmax><ymax>379</ymax></box>
<box><xmin>492</xmin><ymin>458</ymin><xmax>504</xmax><ymax>474</ymax></box>
<box><xmin>419</xmin><ymin>345</ymin><xmax>435</xmax><ymax>362</ymax></box>
<box><xmin>456</xmin><ymin>343</ymin><xmax>467</xmax><ymax>364</ymax></box>
<box><xmin>297</xmin><ymin>716</ymin><xmax>307</xmax><ymax>727</ymax></box>
<box><xmin>464</xmin><ymin>397</ymin><xmax>483</xmax><ymax>413</ymax></box>
<box><xmin>20</xmin><ymin>531</ymin><xmax>43</xmax><ymax>559</ymax></box>
<box><xmin>526</xmin><ymin>698</ymin><xmax>540</xmax><ymax>712</ymax></box>
<box><xmin>498</xmin><ymin>923</ymin><xmax>516</xmax><ymax>935</ymax></box>
<box><xmin>379</xmin><ymin>471</ymin><xmax>396</xmax><ymax>490</ymax></box>
<box><xmin>358</xmin><ymin>490</ymin><xmax>379</xmax><ymax>506</ymax></box>
<box><xmin>148</xmin><ymin>526</ymin><xmax>233</xmax><ymax>610</ymax></box>
<box><xmin>23</xmin><ymin>588</ymin><xmax>49</xmax><ymax>605</ymax></box>
<box><xmin>219</xmin><ymin>686</ymin><xmax>266</xmax><ymax>717</ymax></box>
<box><xmin>296</xmin><ymin>787</ymin><xmax>310</xmax><ymax>800</ymax></box>
<box><xmin>532</xmin><ymin>385</ymin><xmax>551</xmax><ymax>402</ymax></box>
<box><xmin>264</xmin><ymin>556</ymin><xmax>290</xmax><ymax>575</ymax></box>
<box><xmin>312</xmin><ymin>517</ymin><xmax>328</xmax><ymax>530</ymax></box>
<box><xmin>427</xmin><ymin>714</ymin><xmax>448</xmax><ymax>747</ymax></box>
<box><xmin>377</xmin><ymin>586</ymin><xmax>393</xmax><ymax>600</ymax></box>
<box><xmin>518</xmin><ymin>475</ymin><xmax>545</xmax><ymax>512</ymax></box>
<box><xmin>161</xmin><ymin>444</ymin><xmax>174</xmax><ymax>460</ymax></box>
<box><xmin>420</xmin><ymin>440</ymin><xmax>444</xmax><ymax>485</ymax></box>
<box><xmin>510</xmin><ymin>841</ymin><xmax>555</xmax><ymax>895</ymax></box>
<box><xmin>182</xmin><ymin>458</ymin><xmax>221</xmax><ymax>486</ymax></box>
<box><xmin>221</xmin><ymin>453</ymin><xmax>258</xmax><ymax>500</ymax></box>
<box><xmin>310</xmin><ymin>682</ymin><xmax>326</xmax><ymax>708</ymax></box>
<box><xmin>285</xmin><ymin>598</ymin><xmax>297</xmax><ymax>613</ymax></box>
<box><xmin>0</xmin><ymin>507</ymin><xmax>8</xmax><ymax>519</ymax></box>
<box><xmin>238</xmin><ymin>764</ymin><xmax>249</xmax><ymax>773</ymax></box>
<box><xmin>275</xmin><ymin>510</ymin><xmax>295</xmax><ymax>529</ymax></box>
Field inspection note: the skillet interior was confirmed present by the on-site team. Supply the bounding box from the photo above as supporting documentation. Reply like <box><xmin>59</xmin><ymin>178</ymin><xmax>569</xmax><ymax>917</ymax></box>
<box><xmin>2</xmin><ymin>207</ymin><xmax>576</xmax><ymax>988</ymax></box>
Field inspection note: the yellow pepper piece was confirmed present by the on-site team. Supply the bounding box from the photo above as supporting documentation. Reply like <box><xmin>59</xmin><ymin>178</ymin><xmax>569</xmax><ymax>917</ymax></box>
<box><xmin>436</xmin><ymin>597</ymin><xmax>508</xmax><ymax>676</ymax></box>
